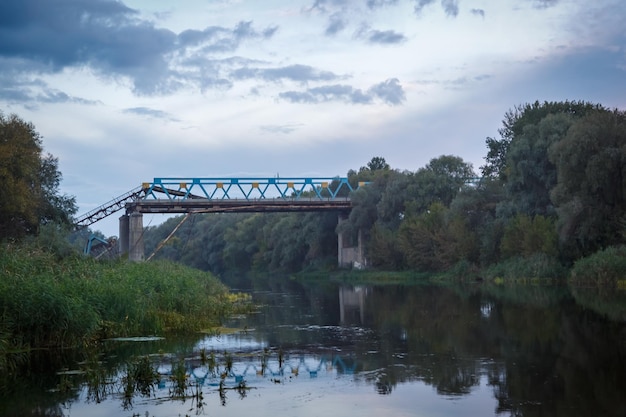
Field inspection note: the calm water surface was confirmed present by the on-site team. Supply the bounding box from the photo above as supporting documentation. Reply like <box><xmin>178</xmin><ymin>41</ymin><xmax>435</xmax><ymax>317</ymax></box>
<box><xmin>2</xmin><ymin>280</ymin><xmax>625</xmax><ymax>417</ymax></box>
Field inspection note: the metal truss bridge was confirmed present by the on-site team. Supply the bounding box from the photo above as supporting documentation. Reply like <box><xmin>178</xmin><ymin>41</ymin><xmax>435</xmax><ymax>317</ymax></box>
<box><xmin>74</xmin><ymin>176</ymin><xmax>360</xmax><ymax>229</ymax></box>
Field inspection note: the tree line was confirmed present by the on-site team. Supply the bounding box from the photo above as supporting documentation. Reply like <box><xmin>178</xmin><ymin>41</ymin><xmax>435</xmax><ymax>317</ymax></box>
<box><xmin>144</xmin><ymin>100</ymin><xmax>625</xmax><ymax>285</ymax></box>
<box><xmin>1</xmin><ymin>101</ymin><xmax>624</xmax><ymax>286</ymax></box>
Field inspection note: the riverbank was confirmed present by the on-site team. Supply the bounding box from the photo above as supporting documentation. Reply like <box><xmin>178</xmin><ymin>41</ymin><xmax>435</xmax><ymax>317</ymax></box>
<box><xmin>0</xmin><ymin>243</ymin><xmax>250</xmax><ymax>371</ymax></box>
<box><xmin>303</xmin><ymin>246</ymin><xmax>626</xmax><ymax>289</ymax></box>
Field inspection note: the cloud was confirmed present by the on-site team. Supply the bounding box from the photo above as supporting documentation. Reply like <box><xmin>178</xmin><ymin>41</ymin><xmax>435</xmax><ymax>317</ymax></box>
<box><xmin>354</xmin><ymin>24</ymin><xmax>407</xmax><ymax>45</ymax></box>
<box><xmin>260</xmin><ymin>124</ymin><xmax>304</xmax><ymax>134</ymax></box>
<box><xmin>413</xmin><ymin>0</ymin><xmax>458</xmax><ymax>17</ymax></box>
<box><xmin>471</xmin><ymin>8</ymin><xmax>486</xmax><ymax>18</ymax></box>
<box><xmin>278</xmin><ymin>78</ymin><xmax>405</xmax><ymax>105</ymax></box>
<box><xmin>413</xmin><ymin>0</ymin><xmax>437</xmax><ymax>15</ymax></box>
<box><xmin>123</xmin><ymin>107</ymin><xmax>179</xmax><ymax>122</ymax></box>
<box><xmin>366</xmin><ymin>0</ymin><xmax>400</xmax><ymax>9</ymax></box>
<box><xmin>178</xmin><ymin>21</ymin><xmax>278</xmax><ymax>52</ymax></box>
<box><xmin>415</xmin><ymin>74</ymin><xmax>493</xmax><ymax>90</ymax></box>
<box><xmin>0</xmin><ymin>0</ymin><xmax>277</xmax><ymax>96</ymax></box>
<box><xmin>366</xmin><ymin>29</ymin><xmax>407</xmax><ymax>45</ymax></box>
<box><xmin>368</xmin><ymin>78</ymin><xmax>406</xmax><ymax>104</ymax></box>
<box><xmin>306</xmin><ymin>0</ymin><xmax>349</xmax><ymax>14</ymax></box>
<box><xmin>0</xmin><ymin>60</ymin><xmax>100</xmax><ymax>106</ymax></box>
<box><xmin>325</xmin><ymin>13</ymin><xmax>347</xmax><ymax>36</ymax></box>
<box><xmin>441</xmin><ymin>0</ymin><xmax>459</xmax><ymax>17</ymax></box>
<box><xmin>231</xmin><ymin>64</ymin><xmax>342</xmax><ymax>83</ymax></box>
<box><xmin>37</xmin><ymin>90</ymin><xmax>100</xmax><ymax>105</ymax></box>
<box><xmin>531</xmin><ymin>0</ymin><xmax>559</xmax><ymax>9</ymax></box>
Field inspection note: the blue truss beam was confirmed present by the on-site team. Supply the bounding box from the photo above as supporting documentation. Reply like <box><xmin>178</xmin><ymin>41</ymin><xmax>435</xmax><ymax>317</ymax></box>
<box><xmin>142</xmin><ymin>177</ymin><xmax>357</xmax><ymax>201</ymax></box>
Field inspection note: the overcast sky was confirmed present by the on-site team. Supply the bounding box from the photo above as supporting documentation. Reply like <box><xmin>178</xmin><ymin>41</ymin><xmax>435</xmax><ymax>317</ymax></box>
<box><xmin>1</xmin><ymin>0</ymin><xmax>625</xmax><ymax>237</ymax></box>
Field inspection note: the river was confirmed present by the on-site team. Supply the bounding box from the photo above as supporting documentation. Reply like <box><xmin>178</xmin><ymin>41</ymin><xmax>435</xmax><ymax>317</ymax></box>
<box><xmin>1</xmin><ymin>278</ymin><xmax>625</xmax><ymax>417</ymax></box>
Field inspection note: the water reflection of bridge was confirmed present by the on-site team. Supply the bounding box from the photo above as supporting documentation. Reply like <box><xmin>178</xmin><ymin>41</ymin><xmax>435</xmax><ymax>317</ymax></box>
<box><xmin>156</xmin><ymin>352</ymin><xmax>358</xmax><ymax>388</ymax></box>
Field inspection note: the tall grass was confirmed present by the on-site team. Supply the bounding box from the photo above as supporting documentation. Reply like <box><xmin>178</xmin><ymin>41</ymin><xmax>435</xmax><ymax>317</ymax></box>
<box><xmin>0</xmin><ymin>242</ymin><xmax>247</xmax><ymax>369</ymax></box>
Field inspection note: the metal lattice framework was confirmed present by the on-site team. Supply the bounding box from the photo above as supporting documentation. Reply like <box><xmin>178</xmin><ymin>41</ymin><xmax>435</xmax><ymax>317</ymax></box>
<box><xmin>73</xmin><ymin>177</ymin><xmax>362</xmax><ymax>229</ymax></box>
<box><xmin>142</xmin><ymin>177</ymin><xmax>358</xmax><ymax>201</ymax></box>
<box><xmin>74</xmin><ymin>186</ymin><xmax>147</xmax><ymax>229</ymax></box>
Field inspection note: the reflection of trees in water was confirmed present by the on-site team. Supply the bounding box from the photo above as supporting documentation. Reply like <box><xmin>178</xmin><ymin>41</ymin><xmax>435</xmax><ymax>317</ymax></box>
<box><xmin>340</xmin><ymin>283</ymin><xmax>626</xmax><ymax>416</ymax></box>
<box><xmin>3</xmin><ymin>283</ymin><xmax>626</xmax><ymax>416</ymax></box>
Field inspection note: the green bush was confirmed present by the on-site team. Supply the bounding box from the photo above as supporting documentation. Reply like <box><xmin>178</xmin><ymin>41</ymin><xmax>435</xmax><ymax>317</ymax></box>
<box><xmin>569</xmin><ymin>245</ymin><xmax>626</xmax><ymax>287</ymax></box>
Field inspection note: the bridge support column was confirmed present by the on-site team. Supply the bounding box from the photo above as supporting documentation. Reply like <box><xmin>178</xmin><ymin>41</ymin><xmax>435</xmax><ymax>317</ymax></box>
<box><xmin>119</xmin><ymin>214</ymin><xmax>129</xmax><ymax>257</ymax></box>
<box><xmin>129</xmin><ymin>212</ymin><xmax>145</xmax><ymax>262</ymax></box>
<box><xmin>337</xmin><ymin>214</ymin><xmax>366</xmax><ymax>268</ymax></box>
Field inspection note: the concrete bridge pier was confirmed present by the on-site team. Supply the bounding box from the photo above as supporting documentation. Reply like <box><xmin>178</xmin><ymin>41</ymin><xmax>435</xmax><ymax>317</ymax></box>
<box><xmin>119</xmin><ymin>212</ymin><xmax>144</xmax><ymax>261</ymax></box>
<box><xmin>129</xmin><ymin>212</ymin><xmax>145</xmax><ymax>261</ymax></box>
<box><xmin>337</xmin><ymin>213</ymin><xmax>366</xmax><ymax>268</ymax></box>
<box><xmin>119</xmin><ymin>214</ymin><xmax>129</xmax><ymax>256</ymax></box>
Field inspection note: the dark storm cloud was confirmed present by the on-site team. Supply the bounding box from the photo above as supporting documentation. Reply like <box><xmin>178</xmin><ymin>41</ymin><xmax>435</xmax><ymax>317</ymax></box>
<box><xmin>279</xmin><ymin>78</ymin><xmax>405</xmax><ymax>105</ymax></box>
<box><xmin>0</xmin><ymin>0</ymin><xmax>277</xmax><ymax>97</ymax></box>
<box><xmin>231</xmin><ymin>64</ymin><xmax>342</xmax><ymax>83</ymax></box>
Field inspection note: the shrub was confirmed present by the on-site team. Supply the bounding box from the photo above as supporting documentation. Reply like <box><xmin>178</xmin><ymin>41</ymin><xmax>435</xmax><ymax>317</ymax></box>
<box><xmin>483</xmin><ymin>253</ymin><xmax>567</xmax><ymax>282</ymax></box>
<box><xmin>569</xmin><ymin>245</ymin><xmax>626</xmax><ymax>287</ymax></box>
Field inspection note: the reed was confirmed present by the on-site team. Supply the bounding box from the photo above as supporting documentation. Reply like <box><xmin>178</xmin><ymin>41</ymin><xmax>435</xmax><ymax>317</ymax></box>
<box><xmin>0</xmin><ymin>242</ymin><xmax>247</xmax><ymax>371</ymax></box>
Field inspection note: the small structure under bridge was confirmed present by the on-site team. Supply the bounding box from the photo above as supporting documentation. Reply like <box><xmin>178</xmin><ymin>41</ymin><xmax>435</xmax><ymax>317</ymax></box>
<box><xmin>74</xmin><ymin>177</ymin><xmax>366</xmax><ymax>266</ymax></box>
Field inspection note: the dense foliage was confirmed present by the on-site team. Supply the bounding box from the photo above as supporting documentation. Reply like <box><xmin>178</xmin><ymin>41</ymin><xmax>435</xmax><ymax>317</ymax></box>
<box><xmin>0</xmin><ymin>112</ymin><xmax>76</xmax><ymax>239</ymax></box>
<box><xmin>144</xmin><ymin>101</ymin><xmax>626</xmax><ymax>286</ymax></box>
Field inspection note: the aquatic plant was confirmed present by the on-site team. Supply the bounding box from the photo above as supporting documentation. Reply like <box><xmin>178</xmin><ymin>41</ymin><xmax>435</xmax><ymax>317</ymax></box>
<box><xmin>260</xmin><ymin>348</ymin><xmax>269</xmax><ymax>375</ymax></box>
<box><xmin>169</xmin><ymin>359</ymin><xmax>190</xmax><ymax>399</ymax></box>
<box><xmin>124</xmin><ymin>356</ymin><xmax>159</xmax><ymax>399</ymax></box>
<box><xmin>224</xmin><ymin>351</ymin><xmax>233</xmax><ymax>374</ymax></box>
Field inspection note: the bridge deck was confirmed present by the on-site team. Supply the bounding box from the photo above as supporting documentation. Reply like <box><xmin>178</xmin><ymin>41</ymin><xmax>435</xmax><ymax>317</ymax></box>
<box><xmin>130</xmin><ymin>198</ymin><xmax>352</xmax><ymax>214</ymax></box>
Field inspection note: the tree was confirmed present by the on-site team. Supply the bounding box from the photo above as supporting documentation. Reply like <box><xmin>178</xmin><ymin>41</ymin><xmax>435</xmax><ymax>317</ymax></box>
<box><xmin>498</xmin><ymin>112</ymin><xmax>574</xmax><ymax>218</ymax></box>
<box><xmin>480</xmin><ymin>100</ymin><xmax>604</xmax><ymax>180</ymax></box>
<box><xmin>406</xmin><ymin>155</ymin><xmax>475</xmax><ymax>214</ymax></box>
<box><xmin>399</xmin><ymin>201</ymin><xmax>477</xmax><ymax>272</ymax></box>
<box><xmin>360</xmin><ymin>156</ymin><xmax>390</xmax><ymax>173</ymax></box>
<box><xmin>500</xmin><ymin>214</ymin><xmax>558</xmax><ymax>259</ymax></box>
<box><xmin>0</xmin><ymin>112</ymin><xmax>76</xmax><ymax>239</ymax></box>
<box><xmin>549</xmin><ymin>109</ymin><xmax>626</xmax><ymax>257</ymax></box>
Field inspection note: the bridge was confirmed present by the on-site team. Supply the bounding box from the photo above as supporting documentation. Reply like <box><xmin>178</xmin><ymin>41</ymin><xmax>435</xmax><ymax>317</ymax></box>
<box><xmin>74</xmin><ymin>176</ymin><xmax>365</xmax><ymax>265</ymax></box>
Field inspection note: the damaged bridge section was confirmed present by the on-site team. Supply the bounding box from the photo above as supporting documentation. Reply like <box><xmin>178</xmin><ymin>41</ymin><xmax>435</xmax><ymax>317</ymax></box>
<box><xmin>75</xmin><ymin>177</ymin><xmax>366</xmax><ymax>267</ymax></box>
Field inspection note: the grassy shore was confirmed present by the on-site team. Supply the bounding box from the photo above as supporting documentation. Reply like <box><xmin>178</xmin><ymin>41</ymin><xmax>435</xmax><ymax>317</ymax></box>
<box><xmin>0</xmin><ymin>243</ymin><xmax>249</xmax><ymax>369</ymax></box>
